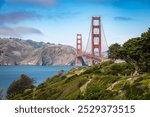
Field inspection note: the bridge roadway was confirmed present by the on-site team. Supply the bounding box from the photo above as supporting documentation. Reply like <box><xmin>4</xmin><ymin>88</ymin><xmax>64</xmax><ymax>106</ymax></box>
<box><xmin>77</xmin><ymin>52</ymin><xmax>102</xmax><ymax>66</ymax></box>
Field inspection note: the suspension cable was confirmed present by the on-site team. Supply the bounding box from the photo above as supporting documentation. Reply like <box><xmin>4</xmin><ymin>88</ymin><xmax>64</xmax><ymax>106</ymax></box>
<box><xmin>102</xmin><ymin>23</ymin><xmax>109</xmax><ymax>49</ymax></box>
<box><xmin>84</xmin><ymin>21</ymin><xmax>92</xmax><ymax>53</ymax></box>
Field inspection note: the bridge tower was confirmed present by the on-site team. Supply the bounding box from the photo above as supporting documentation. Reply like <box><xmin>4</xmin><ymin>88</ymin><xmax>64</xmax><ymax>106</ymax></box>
<box><xmin>76</xmin><ymin>34</ymin><xmax>82</xmax><ymax>65</ymax></box>
<box><xmin>91</xmin><ymin>16</ymin><xmax>102</xmax><ymax>65</ymax></box>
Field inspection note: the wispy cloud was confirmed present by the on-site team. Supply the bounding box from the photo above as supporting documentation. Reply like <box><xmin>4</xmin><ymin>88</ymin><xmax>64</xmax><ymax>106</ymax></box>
<box><xmin>6</xmin><ymin>0</ymin><xmax>56</xmax><ymax>6</ymax></box>
<box><xmin>0</xmin><ymin>26</ymin><xmax>42</xmax><ymax>36</ymax></box>
<box><xmin>0</xmin><ymin>11</ymin><xmax>40</xmax><ymax>25</ymax></box>
<box><xmin>114</xmin><ymin>16</ymin><xmax>133</xmax><ymax>21</ymax></box>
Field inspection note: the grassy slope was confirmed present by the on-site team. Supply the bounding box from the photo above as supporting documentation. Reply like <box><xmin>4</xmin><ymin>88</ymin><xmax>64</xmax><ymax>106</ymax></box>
<box><xmin>11</xmin><ymin>61</ymin><xmax>150</xmax><ymax>100</ymax></box>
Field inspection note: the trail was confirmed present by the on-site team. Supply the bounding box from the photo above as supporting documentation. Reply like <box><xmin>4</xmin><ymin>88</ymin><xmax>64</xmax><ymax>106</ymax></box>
<box><xmin>80</xmin><ymin>79</ymin><xmax>92</xmax><ymax>92</ymax></box>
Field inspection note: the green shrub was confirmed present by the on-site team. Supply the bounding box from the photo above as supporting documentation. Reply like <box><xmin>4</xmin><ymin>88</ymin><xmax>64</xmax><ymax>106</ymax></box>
<box><xmin>101</xmin><ymin>63</ymin><xmax>133</xmax><ymax>76</ymax></box>
<box><xmin>125</xmin><ymin>83</ymin><xmax>150</xmax><ymax>99</ymax></box>
<box><xmin>7</xmin><ymin>74</ymin><xmax>35</xmax><ymax>99</ymax></box>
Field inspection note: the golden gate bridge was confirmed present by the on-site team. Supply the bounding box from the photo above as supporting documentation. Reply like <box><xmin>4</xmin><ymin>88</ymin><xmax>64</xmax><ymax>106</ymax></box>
<box><xmin>75</xmin><ymin>16</ymin><xmax>109</xmax><ymax>66</ymax></box>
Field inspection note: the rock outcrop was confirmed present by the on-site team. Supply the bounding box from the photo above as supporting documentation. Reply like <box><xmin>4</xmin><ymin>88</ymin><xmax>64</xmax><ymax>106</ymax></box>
<box><xmin>0</xmin><ymin>38</ymin><xmax>76</xmax><ymax>66</ymax></box>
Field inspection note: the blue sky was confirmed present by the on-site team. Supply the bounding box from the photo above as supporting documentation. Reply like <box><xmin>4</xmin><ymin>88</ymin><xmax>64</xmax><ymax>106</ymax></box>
<box><xmin>0</xmin><ymin>0</ymin><xmax>150</xmax><ymax>49</ymax></box>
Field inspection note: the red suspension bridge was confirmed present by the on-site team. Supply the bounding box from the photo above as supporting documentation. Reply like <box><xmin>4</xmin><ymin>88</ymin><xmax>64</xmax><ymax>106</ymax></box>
<box><xmin>75</xmin><ymin>16</ymin><xmax>109</xmax><ymax>66</ymax></box>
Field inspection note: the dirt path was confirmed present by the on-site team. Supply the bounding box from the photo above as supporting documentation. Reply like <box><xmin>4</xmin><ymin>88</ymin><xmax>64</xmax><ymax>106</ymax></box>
<box><xmin>80</xmin><ymin>79</ymin><xmax>92</xmax><ymax>92</ymax></box>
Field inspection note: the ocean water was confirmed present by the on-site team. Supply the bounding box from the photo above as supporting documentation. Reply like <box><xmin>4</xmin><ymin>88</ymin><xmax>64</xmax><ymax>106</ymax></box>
<box><xmin>0</xmin><ymin>66</ymin><xmax>75</xmax><ymax>98</ymax></box>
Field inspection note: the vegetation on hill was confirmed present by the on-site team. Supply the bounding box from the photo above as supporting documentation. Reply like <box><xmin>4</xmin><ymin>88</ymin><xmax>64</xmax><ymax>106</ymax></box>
<box><xmin>7</xmin><ymin>75</ymin><xmax>35</xmax><ymax>99</ymax></box>
<box><xmin>108</xmin><ymin>43</ymin><xmax>121</xmax><ymax>61</ymax></box>
<box><xmin>109</xmin><ymin>28</ymin><xmax>150</xmax><ymax>73</ymax></box>
<box><xmin>7</xmin><ymin>28</ymin><xmax>150</xmax><ymax>100</ymax></box>
<box><xmin>8</xmin><ymin>61</ymin><xmax>150</xmax><ymax>100</ymax></box>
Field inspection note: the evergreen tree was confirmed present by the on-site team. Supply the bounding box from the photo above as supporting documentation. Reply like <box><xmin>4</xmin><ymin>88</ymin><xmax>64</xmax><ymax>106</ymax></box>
<box><xmin>119</xmin><ymin>28</ymin><xmax>150</xmax><ymax>73</ymax></box>
<box><xmin>7</xmin><ymin>74</ymin><xmax>35</xmax><ymax>99</ymax></box>
<box><xmin>108</xmin><ymin>43</ymin><xmax>121</xmax><ymax>61</ymax></box>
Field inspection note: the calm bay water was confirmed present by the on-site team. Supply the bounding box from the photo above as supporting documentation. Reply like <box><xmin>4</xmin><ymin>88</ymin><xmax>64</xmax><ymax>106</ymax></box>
<box><xmin>0</xmin><ymin>66</ymin><xmax>75</xmax><ymax>97</ymax></box>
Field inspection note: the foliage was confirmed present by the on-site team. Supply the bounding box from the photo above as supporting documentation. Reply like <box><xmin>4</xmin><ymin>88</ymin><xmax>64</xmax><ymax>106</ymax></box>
<box><xmin>108</xmin><ymin>43</ymin><xmax>121</xmax><ymax>60</ymax></box>
<box><xmin>118</xmin><ymin>28</ymin><xmax>150</xmax><ymax>73</ymax></box>
<box><xmin>84</xmin><ymin>75</ymin><xmax>120</xmax><ymax>100</ymax></box>
<box><xmin>93</xmin><ymin>62</ymin><xmax>134</xmax><ymax>76</ymax></box>
<box><xmin>123</xmin><ymin>74</ymin><xmax>150</xmax><ymax>99</ymax></box>
<box><xmin>8</xmin><ymin>61</ymin><xmax>150</xmax><ymax>100</ymax></box>
<box><xmin>7</xmin><ymin>74</ymin><xmax>35</xmax><ymax>99</ymax></box>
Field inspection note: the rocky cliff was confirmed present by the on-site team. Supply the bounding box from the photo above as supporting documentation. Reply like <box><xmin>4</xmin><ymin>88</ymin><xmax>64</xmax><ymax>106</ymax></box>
<box><xmin>0</xmin><ymin>38</ymin><xmax>76</xmax><ymax>65</ymax></box>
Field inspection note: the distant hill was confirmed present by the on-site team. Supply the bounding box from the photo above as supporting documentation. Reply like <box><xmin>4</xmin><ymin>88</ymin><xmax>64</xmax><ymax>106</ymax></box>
<box><xmin>0</xmin><ymin>38</ymin><xmax>76</xmax><ymax>66</ymax></box>
<box><xmin>22</xmin><ymin>39</ymin><xmax>46</xmax><ymax>48</ymax></box>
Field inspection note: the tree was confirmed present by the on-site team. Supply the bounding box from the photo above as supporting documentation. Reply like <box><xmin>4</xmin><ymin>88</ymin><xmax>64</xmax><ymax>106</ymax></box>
<box><xmin>108</xmin><ymin>43</ymin><xmax>121</xmax><ymax>60</ymax></box>
<box><xmin>7</xmin><ymin>74</ymin><xmax>35</xmax><ymax>99</ymax></box>
<box><xmin>118</xmin><ymin>28</ymin><xmax>150</xmax><ymax>73</ymax></box>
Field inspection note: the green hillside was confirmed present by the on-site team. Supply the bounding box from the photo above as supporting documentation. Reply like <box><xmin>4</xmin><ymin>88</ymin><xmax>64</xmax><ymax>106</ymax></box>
<box><xmin>9</xmin><ymin>61</ymin><xmax>150</xmax><ymax>100</ymax></box>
